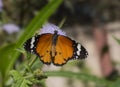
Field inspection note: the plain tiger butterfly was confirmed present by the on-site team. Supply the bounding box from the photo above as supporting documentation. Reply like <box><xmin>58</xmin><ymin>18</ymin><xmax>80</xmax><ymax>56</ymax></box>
<box><xmin>24</xmin><ymin>23</ymin><xmax>88</xmax><ymax>66</ymax></box>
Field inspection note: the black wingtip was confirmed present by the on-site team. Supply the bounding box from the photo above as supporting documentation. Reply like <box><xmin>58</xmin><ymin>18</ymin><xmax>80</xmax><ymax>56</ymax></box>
<box><xmin>79</xmin><ymin>45</ymin><xmax>88</xmax><ymax>59</ymax></box>
<box><xmin>72</xmin><ymin>41</ymin><xmax>88</xmax><ymax>59</ymax></box>
<box><xmin>24</xmin><ymin>38</ymin><xmax>32</xmax><ymax>53</ymax></box>
<box><xmin>23</xmin><ymin>35</ymin><xmax>40</xmax><ymax>53</ymax></box>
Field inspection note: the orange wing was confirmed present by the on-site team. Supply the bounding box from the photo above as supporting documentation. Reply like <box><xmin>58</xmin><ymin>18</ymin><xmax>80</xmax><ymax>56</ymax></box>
<box><xmin>36</xmin><ymin>34</ymin><xmax>53</xmax><ymax>64</ymax></box>
<box><xmin>53</xmin><ymin>36</ymin><xmax>74</xmax><ymax>65</ymax></box>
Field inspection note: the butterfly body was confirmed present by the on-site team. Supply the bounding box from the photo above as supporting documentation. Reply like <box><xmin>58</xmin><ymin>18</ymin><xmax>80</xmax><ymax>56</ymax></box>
<box><xmin>51</xmin><ymin>30</ymin><xmax>58</xmax><ymax>58</ymax></box>
<box><xmin>24</xmin><ymin>23</ymin><xmax>88</xmax><ymax>66</ymax></box>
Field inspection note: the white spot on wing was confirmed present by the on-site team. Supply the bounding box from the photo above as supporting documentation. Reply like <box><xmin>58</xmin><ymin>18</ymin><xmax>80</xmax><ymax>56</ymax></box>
<box><xmin>76</xmin><ymin>56</ymin><xmax>78</xmax><ymax>59</ymax></box>
<box><xmin>76</xmin><ymin>44</ymin><xmax>81</xmax><ymax>56</ymax></box>
<box><xmin>30</xmin><ymin>37</ymin><xmax>35</xmax><ymax>49</ymax></box>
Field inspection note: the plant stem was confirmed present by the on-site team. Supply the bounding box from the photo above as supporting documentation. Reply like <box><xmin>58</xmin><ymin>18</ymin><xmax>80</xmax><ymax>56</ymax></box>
<box><xmin>29</xmin><ymin>57</ymin><xmax>38</xmax><ymax>67</ymax></box>
<box><xmin>23</xmin><ymin>57</ymin><xmax>38</xmax><ymax>75</ymax></box>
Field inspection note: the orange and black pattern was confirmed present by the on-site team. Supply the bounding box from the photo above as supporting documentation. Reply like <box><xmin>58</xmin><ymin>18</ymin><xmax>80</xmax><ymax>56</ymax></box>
<box><xmin>24</xmin><ymin>31</ymin><xmax>88</xmax><ymax>66</ymax></box>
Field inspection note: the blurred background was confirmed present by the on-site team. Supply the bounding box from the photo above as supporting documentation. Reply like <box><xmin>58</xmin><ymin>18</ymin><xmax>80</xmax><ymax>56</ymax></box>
<box><xmin>0</xmin><ymin>0</ymin><xmax>120</xmax><ymax>87</ymax></box>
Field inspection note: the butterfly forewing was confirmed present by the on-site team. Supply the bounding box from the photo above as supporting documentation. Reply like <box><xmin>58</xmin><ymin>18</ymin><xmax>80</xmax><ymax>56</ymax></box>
<box><xmin>72</xmin><ymin>41</ymin><xmax>88</xmax><ymax>59</ymax></box>
<box><xmin>53</xmin><ymin>36</ymin><xmax>74</xmax><ymax>65</ymax></box>
<box><xmin>36</xmin><ymin>34</ymin><xmax>53</xmax><ymax>64</ymax></box>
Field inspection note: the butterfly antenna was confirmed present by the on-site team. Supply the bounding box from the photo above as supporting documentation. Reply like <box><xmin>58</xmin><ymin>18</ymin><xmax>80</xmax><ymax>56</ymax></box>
<box><xmin>58</xmin><ymin>17</ymin><xmax>66</xmax><ymax>28</ymax></box>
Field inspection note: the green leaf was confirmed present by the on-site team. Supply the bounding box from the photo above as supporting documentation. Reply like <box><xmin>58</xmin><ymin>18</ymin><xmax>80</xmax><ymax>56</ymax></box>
<box><xmin>10</xmin><ymin>70</ymin><xmax>32</xmax><ymax>87</ymax></box>
<box><xmin>0</xmin><ymin>44</ymin><xmax>16</xmax><ymax>78</ymax></box>
<box><xmin>9</xmin><ymin>0</ymin><xmax>62</xmax><ymax>74</ymax></box>
<box><xmin>16</xmin><ymin>0</ymin><xmax>63</xmax><ymax>48</ymax></box>
<box><xmin>0</xmin><ymin>0</ymin><xmax>62</xmax><ymax>85</ymax></box>
<box><xmin>45</xmin><ymin>71</ymin><xmax>110</xmax><ymax>86</ymax></box>
<box><xmin>0</xmin><ymin>72</ymin><xmax>2</xmax><ymax>87</ymax></box>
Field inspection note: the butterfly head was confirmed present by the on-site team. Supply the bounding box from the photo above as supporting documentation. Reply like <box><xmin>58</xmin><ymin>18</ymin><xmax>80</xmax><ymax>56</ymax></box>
<box><xmin>54</xmin><ymin>30</ymin><xmax>58</xmax><ymax>34</ymax></box>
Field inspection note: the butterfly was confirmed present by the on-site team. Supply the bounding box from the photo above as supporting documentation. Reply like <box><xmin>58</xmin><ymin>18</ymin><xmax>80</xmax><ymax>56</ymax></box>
<box><xmin>24</xmin><ymin>23</ymin><xmax>88</xmax><ymax>66</ymax></box>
